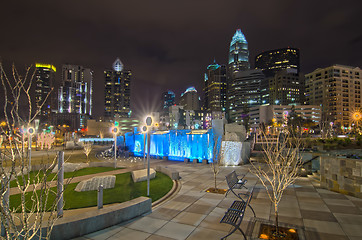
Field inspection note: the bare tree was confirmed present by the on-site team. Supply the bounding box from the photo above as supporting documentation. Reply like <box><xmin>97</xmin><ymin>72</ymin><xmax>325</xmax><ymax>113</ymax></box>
<box><xmin>210</xmin><ymin>136</ymin><xmax>222</xmax><ymax>191</ymax></box>
<box><xmin>83</xmin><ymin>142</ymin><xmax>93</xmax><ymax>163</ymax></box>
<box><xmin>250</xmin><ymin>132</ymin><xmax>303</xmax><ymax>236</ymax></box>
<box><xmin>209</xmin><ymin>136</ymin><xmax>233</xmax><ymax>192</ymax></box>
<box><xmin>0</xmin><ymin>63</ymin><xmax>60</xmax><ymax>239</ymax></box>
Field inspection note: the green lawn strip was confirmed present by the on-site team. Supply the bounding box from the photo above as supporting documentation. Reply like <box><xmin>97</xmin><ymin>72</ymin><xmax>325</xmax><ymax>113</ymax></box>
<box><xmin>9</xmin><ymin>172</ymin><xmax>173</xmax><ymax>211</ymax></box>
<box><xmin>9</xmin><ymin>167</ymin><xmax>123</xmax><ymax>188</ymax></box>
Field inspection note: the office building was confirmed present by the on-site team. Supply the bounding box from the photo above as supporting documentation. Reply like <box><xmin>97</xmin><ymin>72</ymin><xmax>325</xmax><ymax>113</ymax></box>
<box><xmin>34</xmin><ymin>63</ymin><xmax>56</xmax><ymax>120</ymax></box>
<box><xmin>269</xmin><ymin>69</ymin><xmax>305</xmax><ymax>105</ymax></box>
<box><xmin>104</xmin><ymin>58</ymin><xmax>132</xmax><ymax>118</ymax></box>
<box><xmin>179</xmin><ymin>87</ymin><xmax>201</xmax><ymax>111</ymax></box>
<box><xmin>228</xmin><ymin>69</ymin><xmax>265</xmax><ymax>123</ymax></box>
<box><xmin>249</xmin><ymin>104</ymin><xmax>321</xmax><ymax>130</ymax></box>
<box><xmin>255</xmin><ymin>47</ymin><xmax>300</xmax><ymax>78</ymax></box>
<box><xmin>204</xmin><ymin>61</ymin><xmax>227</xmax><ymax>112</ymax></box>
<box><xmin>58</xmin><ymin>64</ymin><xmax>93</xmax><ymax>128</ymax></box>
<box><xmin>162</xmin><ymin>91</ymin><xmax>176</xmax><ymax>110</ymax></box>
<box><xmin>305</xmin><ymin>64</ymin><xmax>361</xmax><ymax>129</ymax></box>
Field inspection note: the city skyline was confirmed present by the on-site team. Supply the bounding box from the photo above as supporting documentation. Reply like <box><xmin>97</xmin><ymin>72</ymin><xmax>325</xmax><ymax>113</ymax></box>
<box><xmin>0</xmin><ymin>0</ymin><xmax>361</xmax><ymax>117</ymax></box>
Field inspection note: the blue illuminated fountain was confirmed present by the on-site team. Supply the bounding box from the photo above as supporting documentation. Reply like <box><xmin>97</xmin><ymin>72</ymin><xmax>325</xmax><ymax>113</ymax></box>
<box><xmin>120</xmin><ymin>129</ymin><xmax>215</xmax><ymax>162</ymax></box>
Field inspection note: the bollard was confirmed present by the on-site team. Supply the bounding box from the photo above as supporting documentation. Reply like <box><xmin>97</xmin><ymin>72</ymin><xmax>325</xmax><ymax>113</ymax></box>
<box><xmin>57</xmin><ymin>151</ymin><xmax>64</xmax><ymax>218</ymax></box>
<box><xmin>98</xmin><ymin>185</ymin><xmax>103</xmax><ymax>209</ymax></box>
<box><xmin>1</xmin><ymin>176</ymin><xmax>9</xmax><ymax>237</ymax></box>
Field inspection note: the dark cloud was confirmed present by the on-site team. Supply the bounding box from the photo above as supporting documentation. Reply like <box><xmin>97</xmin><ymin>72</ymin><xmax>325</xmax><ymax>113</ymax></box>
<box><xmin>1</xmin><ymin>0</ymin><xmax>361</xmax><ymax>117</ymax></box>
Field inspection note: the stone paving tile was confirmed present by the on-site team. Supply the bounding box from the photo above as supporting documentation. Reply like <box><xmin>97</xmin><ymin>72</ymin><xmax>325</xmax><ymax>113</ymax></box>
<box><xmin>161</xmin><ymin>200</ymin><xmax>192</xmax><ymax>211</ymax></box>
<box><xmin>108</xmin><ymin>227</ymin><xmax>151</xmax><ymax>240</ymax></box>
<box><xmin>303</xmin><ymin>219</ymin><xmax>345</xmax><ymax>235</ymax></box>
<box><xmin>146</xmin><ymin>234</ymin><xmax>176</xmax><ymax>240</ymax></box>
<box><xmin>277</xmin><ymin>216</ymin><xmax>304</xmax><ymax>227</ymax></box>
<box><xmin>333</xmin><ymin>213</ymin><xmax>362</xmax><ymax>225</ymax></box>
<box><xmin>149</xmin><ymin>208</ymin><xmax>181</xmax><ymax>221</ymax></box>
<box><xmin>295</xmin><ymin>191</ymin><xmax>321</xmax><ymax>198</ymax></box>
<box><xmin>323</xmin><ymin>198</ymin><xmax>356</xmax><ymax>207</ymax></box>
<box><xmin>300</xmin><ymin>209</ymin><xmax>337</xmax><ymax>222</ymax></box>
<box><xmin>316</xmin><ymin>188</ymin><xmax>340</xmax><ymax>194</ymax></box>
<box><xmin>171</xmin><ymin>211</ymin><xmax>207</xmax><ymax>226</ymax></box>
<box><xmin>339</xmin><ymin>223</ymin><xmax>362</xmax><ymax>237</ymax></box>
<box><xmin>328</xmin><ymin>204</ymin><xmax>362</xmax><ymax>214</ymax></box>
<box><xmin>298</xmin><ymin>201</ymin><xmax>331</xmax><ymax>212</ymax></box>
<box><xmin>319</xmin><ymin>193</ymin><xmax>349</xmax><ymax>199</ymax></box>
<box><xmin>277</xmin><ymin>206</ymin><xmax>302</xmax><ymax>218</ymax></box>
<box><xmin>171</xmin><ymin>194</ymin><xmax>200</xmax><ymax>203</ymax></box>
<box><xmin>154</xmin><ymin>222</ymin><xmax>196</xmax><ymax>240</ymax></box>
<box><xmin>351</xmin><ymin>200</ymin><xmax>362</xmax><ymax>208</ymax></box>
<box><xmin>127</xmin><ymin>216</ymin><xmax>168</xmax><ymax>234</ymax></box>
<box><xmin>83</xmin><ymin>224</ymin><xmax>124</xmax><ymax>240</ymax></box>
<box><xmin>184</xmin><ymin>203</ymin><xmax>215</xmax><ymax>215</ymax></box>
<box><xmin>305</xmin><ymin>230</ymin><xmax>349</xmax><ymax>240</ymax></box>
<box><xmin>186</xmin><ymin>226</ymin><xmax>244</xmax><ymax>240</ymax></box>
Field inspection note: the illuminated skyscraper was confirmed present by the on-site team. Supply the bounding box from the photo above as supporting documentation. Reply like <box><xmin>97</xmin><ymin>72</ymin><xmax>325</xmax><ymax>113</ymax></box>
<box><xmin>34</xmin><ymin>63</ymin><xmax>56</xmax><ymax>120</ymax></box>
<box><xmin>162</xmin><ymin>91</ymin><xmax>176</xmax><ymax>110</ymax></box>
<box><xmin>58</xmin><ymin>64</ymin><xmax>93</xmax><ymax>128</ymax></box>
<box><xmin>204</xmin><ymin>61</ymin><xmax>227</xmax><ymax>112</ymax></box>
<box><xmin>228</xmin><ymin>29</ymin><xmax>250</xmax><ymax>74</ymax></box>
<box><xmin>255</xmin><ymin>47</ymin><xmax>300</xmax><ymax>77</ymax></box>
<box><xmin>104</xmin><ymin>58</ymin><xmax>132</xmax><ymax>118</ymax></box>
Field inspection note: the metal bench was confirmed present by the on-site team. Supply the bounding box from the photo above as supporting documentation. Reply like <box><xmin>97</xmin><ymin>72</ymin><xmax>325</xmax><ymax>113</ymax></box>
<box><xmin>220</xmin><ymin>186</ymin><xmax>256</xmax><ymax>240</ymax></box>
<box><xmin>225</xmin><ymin>170</ymin><xmax>247</xmax><ymax>199</ymax></box>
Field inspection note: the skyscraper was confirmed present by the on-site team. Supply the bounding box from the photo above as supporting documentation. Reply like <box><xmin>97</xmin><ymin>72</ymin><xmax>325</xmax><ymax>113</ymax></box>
<box><xmin>255</xmin><ymin>47</ymin><xmax>300</xmax><ymax>77</ymax></box>
<box><xmin>34</xmin><ymin>63</ymin><xmax>56</xmax><ymax>120</ymax></box>
<box><xmin>227</xmin><ymin>29</ymin><xmax>251</xmax><ymax>122</ymax></box>
<box><xmin>104</xmin><ymin>58</ymin><xmax>132</xmax><ymax>118</ymax></box>
<box><xmin>58</xmin><ymin>64</ymin><xmax>93</xmax><ymax>128</ymax></box>
<box><xmin>228</xmin><ymin>69</ymin><xmax>265</xmax><ymax>123</ymax></box>
<box><xmin>228</xmin><ymin>29</ymin><xmax>250</xmax><ymax>74</ymax></box>
<box><xmin>255</xmin><ymin>47</ymin><xmax>301</xmax><ymax>105</ymax></box>
<box><xmin>203</xmin><ymin>61</ymin><xmax>227</xmax><ymax>112</ymax></box>
<box><xmin>162</xmin><ymin>91</ymin><xmax>176</xmax><ymax>110</ymax></box>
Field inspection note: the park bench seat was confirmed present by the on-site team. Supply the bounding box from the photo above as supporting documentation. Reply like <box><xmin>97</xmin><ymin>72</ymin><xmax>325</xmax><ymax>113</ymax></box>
<box><xmin>220</xmin><ymin>186</ymin><xmax>255</xmax><ymax>240</ymax></box>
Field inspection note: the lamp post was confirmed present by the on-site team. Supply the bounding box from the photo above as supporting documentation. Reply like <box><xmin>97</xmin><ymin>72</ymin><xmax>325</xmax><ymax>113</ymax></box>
<box><xmin>145</xmin><ymin>116</ymin><xmax>152</xmax><ymax>197</ymax></box>
<box><xmin>111</xmin><ymin>126</ymin><xmax>119</xmax><ymax>168</ymax></box>
<box><xmin>27</xmin><ymin>126</ymin><xmax>35</xmax><ymax>171</ymax></box>
<box><xmin>142</xmin><ymin>125</ymin><xmax>147</xmax><ymax>168</ymax></box>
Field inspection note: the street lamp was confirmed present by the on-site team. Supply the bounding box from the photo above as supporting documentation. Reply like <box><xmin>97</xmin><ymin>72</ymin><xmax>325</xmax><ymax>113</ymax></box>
<box><xmin>111</xmin><ymin>126</ymin><xmax>119</xmax><ymax>168</ymax></box>
<box><xmin>351</xmin><ymin>111</ymin><xmax>361</xmax><ymax>130</ymax></box>
<box><xmin>27</xmin><ymin>126</ymin><xmax>35</xmax><ymax>170</ymax></box>
<box><xmin>145</xmin><ymin>116</ymin><xmax>153</xmax><ymax>197</ymax></box>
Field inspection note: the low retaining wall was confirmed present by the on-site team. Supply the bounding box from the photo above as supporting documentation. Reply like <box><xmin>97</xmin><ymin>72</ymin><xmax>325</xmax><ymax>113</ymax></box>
<box><xmin>47</xmin><ymin>197</ymin><xmax>151</xmax><ymax>240</ymax></box>
<box><xmin>156</xmin><ymin>165</ymin><xmax>180</xmax><ymax>180</ymax></box>
<box><xmin>320</xmin><ymin>156</ymin><xmax>362</xmax><ymax>198</ymax></box>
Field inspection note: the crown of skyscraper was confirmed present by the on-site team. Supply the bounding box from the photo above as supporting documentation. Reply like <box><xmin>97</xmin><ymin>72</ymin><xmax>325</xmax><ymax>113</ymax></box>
<box><xmin>230</xmin><ymin>29</ymin><xmax>247</xmax><ymax>46</ymax></box>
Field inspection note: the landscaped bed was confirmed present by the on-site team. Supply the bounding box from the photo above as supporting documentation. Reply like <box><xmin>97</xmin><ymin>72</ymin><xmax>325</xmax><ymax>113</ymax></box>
<box><xmin>9</xmin><ymin>171</ymin><xmax>173</xmax><ymax>211</ymax></box>
<box><xmin>10</xmin><ymin>167</ymin><xmax>124</xmax><ymax>188</ymax></box>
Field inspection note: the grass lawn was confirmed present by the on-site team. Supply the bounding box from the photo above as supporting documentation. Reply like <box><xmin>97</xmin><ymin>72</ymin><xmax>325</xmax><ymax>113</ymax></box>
<box><xmin>9</xmin><ymin>172</ymin><xmax>173</xmax><ymax>211</ymax></box>
<box><xmin>10</xmin><ymin>167</ymin><xmax>123</xmax><ymax>188</ymax></box>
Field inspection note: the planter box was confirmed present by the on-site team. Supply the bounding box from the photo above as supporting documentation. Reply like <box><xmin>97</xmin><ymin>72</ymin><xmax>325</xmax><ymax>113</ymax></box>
<box><xmin>246</xmin><ymin>217</ymin><xmax>306</xmax><ymax>240</ymax></box>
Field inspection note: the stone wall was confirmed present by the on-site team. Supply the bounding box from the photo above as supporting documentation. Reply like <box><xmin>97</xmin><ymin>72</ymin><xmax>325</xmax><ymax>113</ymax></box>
<box><xmin>320</xmin><ymin>156</ymin><xmax>362</xmax><ymax>198</ymax></box>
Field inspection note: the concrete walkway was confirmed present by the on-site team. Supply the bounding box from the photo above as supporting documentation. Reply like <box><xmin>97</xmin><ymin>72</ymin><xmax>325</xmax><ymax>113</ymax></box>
<box><xmin>67</xmin><ymin>160</ymin><xmax>362</xmax><ymax>240</ymax></box>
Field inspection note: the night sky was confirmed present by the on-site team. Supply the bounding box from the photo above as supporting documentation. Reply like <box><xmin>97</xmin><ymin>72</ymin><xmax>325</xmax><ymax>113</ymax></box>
<box><xmin>1</xmin><ymin>0</ymin><xmax>361</xmax><ymax>118</ymax></box>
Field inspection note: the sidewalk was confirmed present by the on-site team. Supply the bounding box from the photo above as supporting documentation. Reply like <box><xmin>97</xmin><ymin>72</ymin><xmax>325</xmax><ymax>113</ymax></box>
<box><xmin>67</xmin><ymin>160</ymin><xmax>362</xmax><ymax>240</ymax></box>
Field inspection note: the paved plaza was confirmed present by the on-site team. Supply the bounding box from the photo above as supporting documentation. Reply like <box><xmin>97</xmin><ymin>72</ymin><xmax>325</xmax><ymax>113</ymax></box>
<box><xmin>70</xmin><ymin>159</ymin><xmax>362</xmax><ymax>240</ymax></box>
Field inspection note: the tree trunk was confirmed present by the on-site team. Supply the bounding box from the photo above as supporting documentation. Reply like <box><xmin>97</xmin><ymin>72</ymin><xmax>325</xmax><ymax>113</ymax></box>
<box><xmin>275</xmin><ymin>203</ymin><xmax>279</xmax><ymax>238</ymax></box>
